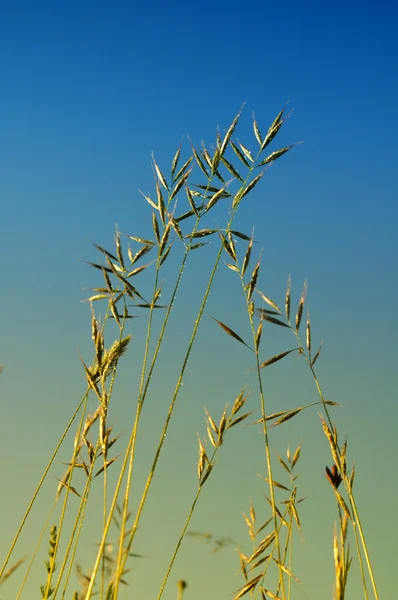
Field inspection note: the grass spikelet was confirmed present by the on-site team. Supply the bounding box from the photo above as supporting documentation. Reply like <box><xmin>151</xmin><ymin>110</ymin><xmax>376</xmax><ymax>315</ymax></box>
<box><xmin>272</xmin><ymin>408</ymin><xmax>303</xmax><ymax>427</ymax></box>
<box><xmin>306</xmin><ymin>311</ymin><xmax>311</xmax><ymax>357</ymax></box>
<box><xmin>255</xmin><ymin>289</ymin><xmax>281</xmax><ymax>313</ymax></box>
<box><xmin>211</xmin><ymin>317</ymin><xmax>251</xmax><ymax>349</ymax></box>
<box><xmin>295</xmin><ymin>279</ymin><xmax>307</xmax><ymax>332</ymax></box>
<box><xmin>257</xmin><ymin>145</ymin><xmax>295</xmax><ymax>167</ymax></box>
<box><xmin>285</xmin><ymin>275</ymin><xmax>291</xmax><ymax>320</ymax></box>
<box><xmin>192</xmin><ymin>148</ymin><xmax>209</xmax><ymax>177</ymax></box>
<box><xmin>258</xmin><ymin>348</ymin><xmax>298</xmax><ymax>369</ymax></box>
<box><xmin>173</xmin><ymin>156</ymin><xmax>192</xmax><ymax>184</ymax></box>
<box><xmin>311</xmin><ymin>341</ymin><xmax>323</xmax><ymax>366</ymax></box>
<box><xmin>153</xmin><ymin>159</ymin><xmax>169</xmax><ymax>190</ymax></box>
<box><xmin>230</xmin><ymin>140</ymin><xmax>250</xmax><ymax>167</ymax></box>
<box><xmin>231</xmin><ymin>390</ymin><xmax>247</xmax><ymax>415</ymax></box>
<box><xmin>242</xmin><ymin>233</ymin><xmax>254</xmax><ymax>277</ymax></box>
<box><xmin>220</xmin><ymin>111</ymin><xmax>241</xmax><ymax>157</ymax></box>
<box><xmin>170</xmin><ymin>168</ymin><xmax>192</xmax><ymax>200</ymax></box>
<box><xmin>171</xmin><ymin>146</ymin><xmax>181</xmax><ymax>178</ymax></box>
<box><xmin>200</xmin><ymin>463</ymin><xmax>214</xmax><ymax>486</ymax></box>
<box><xmin>127</xmin><ymin>242</ymin><xmax>153</xmax><ymax>265</ymax></box>
<box><xmin>221</xmin><ymin>156</ymin><xmax>244</xmax><ymax>182</ymax></box>
<box><xmin>247</xmin><ymin>258</ymin><xmax>260</xmax><ymax>301</ymax></box>
<box><xmin>252</xmin><ymin>113</ymin><xmax>262</xmax><ymax>145</ymax></box>
<box><xmin>233</xmin><ymin>573</ymin><xmax>262</xmax><ymax>599</ymax></box>
<box><xmin>156</xmin><ymin>182</ymin><xmax>166</xmax><ymax>224</ymax></box>
<box><xmin>238</xmin><ymin>142</ymin><xmax>254</xmax><ymax>163</ymax></box>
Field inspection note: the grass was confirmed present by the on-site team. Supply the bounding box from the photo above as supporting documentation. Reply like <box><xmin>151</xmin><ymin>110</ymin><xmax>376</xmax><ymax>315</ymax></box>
<box><xmin>0</xmin><ymin>106</ymin><xmax>380</xmax><ymax>600</ymax></box>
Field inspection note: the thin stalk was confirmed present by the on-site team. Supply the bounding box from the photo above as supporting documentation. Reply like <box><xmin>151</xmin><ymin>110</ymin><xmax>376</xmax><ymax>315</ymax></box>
<box><xmin>0</xmin><ymin>391</ymin><xmax>89</xmax><ymax>580</ymax></box>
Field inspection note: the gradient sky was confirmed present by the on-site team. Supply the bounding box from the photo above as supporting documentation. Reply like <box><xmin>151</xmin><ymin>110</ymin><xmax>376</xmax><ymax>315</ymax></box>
<box><xmin>1</xmin><ymin>2</ymin><xmax>397</xmax><ymax>599</ymax></box>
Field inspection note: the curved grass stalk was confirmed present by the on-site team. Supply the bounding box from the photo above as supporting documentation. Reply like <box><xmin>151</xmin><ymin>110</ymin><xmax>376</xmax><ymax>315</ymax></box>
<box><xmin>15</xmin><ymin>502</ymin><xmax>57</xmax><ymax>600</ymax></box>
<box><xmin>288</xmin><ymin>319</ymin><xmax>378</xmax><ymax>599</ymax></box>
<box><xmin>42</xmin><ymin>391</ymin><xmax>90</xmax><ymax>599</ymax></box>
<box><xmin>110</xmin><ymin>110</ymin><xmax>294</xmax><ymax>597</ymax></box>
<box><xmin>0</xmin><ymin>390</ymin><xmax>90</xmax><ymax>580</ymax></box>
<box><xmin>239</xmin><ymin>273</ymin><xmax>286</xmax><ymax>598</ymax></box>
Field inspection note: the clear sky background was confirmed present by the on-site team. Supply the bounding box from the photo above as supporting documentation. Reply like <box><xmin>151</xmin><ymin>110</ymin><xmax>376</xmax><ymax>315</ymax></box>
<box><xmin>1</xmin><ymin>1</ymin><xmax>397</xmax><ymax>599</ymax></box>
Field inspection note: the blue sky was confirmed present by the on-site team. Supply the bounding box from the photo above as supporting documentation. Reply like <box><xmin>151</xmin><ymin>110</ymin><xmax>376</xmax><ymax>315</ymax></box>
<box><xmin>1</xmin><ymin>2</ymin><xmax>397</xmax><ymax>599</ymax></box>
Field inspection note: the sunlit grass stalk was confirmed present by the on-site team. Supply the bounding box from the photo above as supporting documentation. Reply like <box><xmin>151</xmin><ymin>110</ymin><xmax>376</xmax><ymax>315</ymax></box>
<box><xmin>42</xmin><ymin>394</ymin><xmax>91</xmax><ymax>600</ymax></box>
<box><xmin>0</xmin><ymin>390</ymin><xmax>90</xmax><ymax>581</ymax></box>
<box><xmin>239</xmin><ymin>267</ymin><xmax>286</xmax><ymax>598</ymax></box>
<box><xmin>112</xmin><ymin>117</ymin><xmax>283</xmax><ymax>594</ymax></box>
<box><xmin>288</xmin><ymin>310</ymin><xmax>378</xmax><ymax>599</ymax></box>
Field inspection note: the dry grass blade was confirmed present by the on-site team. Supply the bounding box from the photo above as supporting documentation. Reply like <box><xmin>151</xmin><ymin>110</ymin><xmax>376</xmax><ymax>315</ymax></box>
<box><xmin>258</xmin><ymin>348</ymin><xmax>298</xmax><ymax>369</ymax></box>
<box><xmin>272</xmin><ymin>408</ymin><xmax>303</xmax><ymax>427</ymax></box>
<box><xmin>211</xmin><ymin>317</ymin><xmax>251</xmax><ymax>349</ymax></box>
